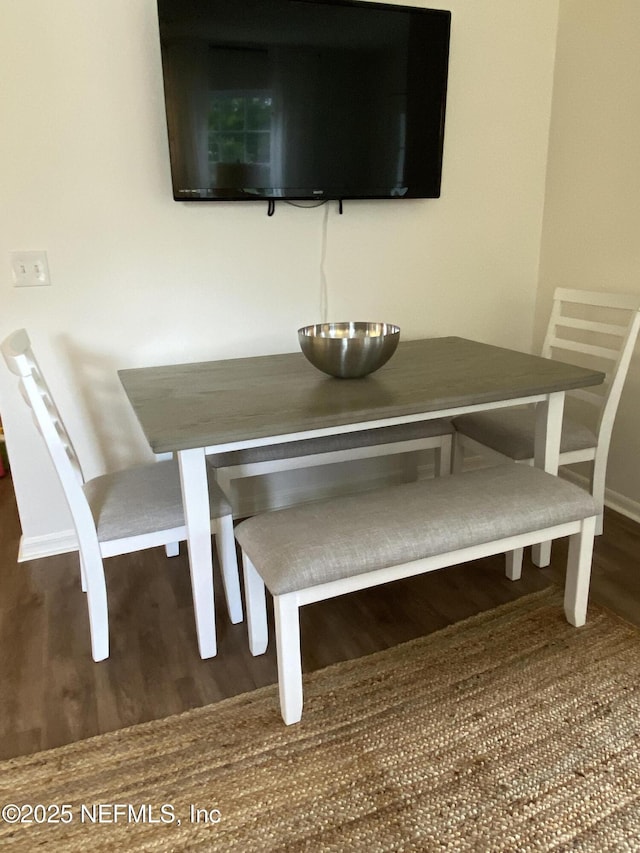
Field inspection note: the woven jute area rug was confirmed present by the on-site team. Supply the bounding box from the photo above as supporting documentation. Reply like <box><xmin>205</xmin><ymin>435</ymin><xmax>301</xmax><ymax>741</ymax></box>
<box><xmin>1</xmin><ymin>587</ymin><xmax>639</xmax><ymax>851</ymax></box>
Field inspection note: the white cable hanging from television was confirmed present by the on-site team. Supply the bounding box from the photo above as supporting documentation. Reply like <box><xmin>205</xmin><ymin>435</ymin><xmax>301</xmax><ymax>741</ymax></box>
<box><xmin>319</xmin><ymin>203</ymin><xmax>330</xmax><ymax>324</ymax></box>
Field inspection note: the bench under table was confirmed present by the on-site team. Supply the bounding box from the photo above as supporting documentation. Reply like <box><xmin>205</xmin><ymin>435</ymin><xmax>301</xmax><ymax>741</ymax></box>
<box><xmin>235</xmin><ymin>463</ymin><xmax>597</xmax><ymax>724</ymax></box>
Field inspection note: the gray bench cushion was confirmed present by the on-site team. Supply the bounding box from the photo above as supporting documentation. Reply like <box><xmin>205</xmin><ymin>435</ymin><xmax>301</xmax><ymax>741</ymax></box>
<box><xmin>206</xmin><ymin>419</ymin><xmax>454</xmax><ymax>468</ymax></box>
<box><xmin>84</xmin><ymin>459</ymin><xmax>231</xmax><ymax>543</ymax></box>
<box><xmin>452</xmin><ymin>408</ymin><xmax>596</xmax><ymax>461</ymax></box>
<box><xmin>235</xmin><ymin>465</ymin><xmax>596</xmax><ymax>595</ymax></box>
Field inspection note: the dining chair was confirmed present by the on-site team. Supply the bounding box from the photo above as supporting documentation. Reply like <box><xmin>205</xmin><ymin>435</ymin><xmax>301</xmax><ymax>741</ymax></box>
<box><xmin>452</xmin><ymin>288</ymin><xmax>640</xmax><ymax>536</ymax></box>
<box><xmin>1</xmin><ymin>329</ymin><xmax>241</xmax><ymax>663</ymax></box>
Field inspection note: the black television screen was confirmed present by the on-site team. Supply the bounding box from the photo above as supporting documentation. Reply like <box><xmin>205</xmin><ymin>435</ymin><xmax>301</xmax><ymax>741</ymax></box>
<box><xmin>156</xmin><ymin>0</ymin><xmax>451</xmax><ymax>202</ymax></box>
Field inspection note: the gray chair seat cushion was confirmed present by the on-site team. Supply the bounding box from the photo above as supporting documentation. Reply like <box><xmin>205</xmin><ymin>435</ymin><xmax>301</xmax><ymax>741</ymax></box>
<box><xmin>206</xmin><ymin>419</ymin><xmax>454</xmax><ymax>468</ymax></box>
<box><xmin>235</xmin><ymin>464</ymin><xmax>596</xmax><ymax>595</ymax></box>
<box><xmin>84</xmin><ymin>459</ymin><xmax>231</xmax><ymax>543</ymax></box>
<box><xmin>452</xmin><ymin>408</ymin><xmax>597</xmax><ymax>461</ymax></box>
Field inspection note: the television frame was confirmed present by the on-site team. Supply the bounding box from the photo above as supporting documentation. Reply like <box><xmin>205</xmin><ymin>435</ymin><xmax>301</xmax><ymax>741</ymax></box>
<box><xmin>156</xmin><ymin>0</ymin><xmax>451</xmax><ymax>203</ymax></box>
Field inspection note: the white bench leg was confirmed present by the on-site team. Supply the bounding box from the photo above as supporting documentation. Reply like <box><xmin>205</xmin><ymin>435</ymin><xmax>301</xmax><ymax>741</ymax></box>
<box><xmin>215</xmin><ymin>515</ymin><xmax>243</xmax><ymax>624</ymax></box>
<box><xmin>505</xmin><ymin>547</ymin><xmax>524</xmax><ymax>580</ymax></box>
<box><xmin>564</xmin><ymin>515</ymin><xmax>596</xmax><ymax>627</ymax></box>
<box><xmin>531</xmin><ymin>541</ymin><xmax>551</xmax><ymax>567</ymax></box>
<box><xmin>436</xmin><ymin>435</ymin><xmax>453</xmax><ymax>477</ymax></box>
<box><xmin>274</xmin><ymin>593</ymin><xmax>303</xmax><ymax>725</ymax></box>
<box><xmin>242</xmin><ymin>553</ymin><xmax>268</xmax><ymax>656</ymax></box>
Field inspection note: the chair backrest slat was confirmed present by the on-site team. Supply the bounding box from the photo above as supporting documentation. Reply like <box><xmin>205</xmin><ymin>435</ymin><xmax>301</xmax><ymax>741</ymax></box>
<box><xmin>548</xmin><ymin>336</ymin><xmax>621</xmax><ymax>362</ymax></box>
<box><xmin>542</xmin><ymin>288</ymin><xmax>640</xmax><ymax>463</ymax></box>
<box><xmin>1</xmin><ymin>330</ymin><xmax>90</xmax><ymax>522</ymax></box>
<box><xmin>554</xmin><ymin>287</ymin><xmax>640</xmax><ymax>311</ymax></box>
<box><xmin>555</xmin><ymin>316</ymin><xmax>629</xmax><ymax>338</ymax></box>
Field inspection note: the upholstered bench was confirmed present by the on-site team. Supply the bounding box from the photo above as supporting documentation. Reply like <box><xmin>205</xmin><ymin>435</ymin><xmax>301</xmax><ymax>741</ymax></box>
<box><xmin>235</xmin><ymin>463</ymin><xmax>597</xmax><ymax>724</ymax></box>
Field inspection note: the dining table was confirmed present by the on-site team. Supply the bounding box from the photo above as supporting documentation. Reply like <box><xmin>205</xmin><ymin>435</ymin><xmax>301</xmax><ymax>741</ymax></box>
<box><xmin>118</xmin><ymin>336</ymin><xmax>605</xmax><ymax>659</ymax></box>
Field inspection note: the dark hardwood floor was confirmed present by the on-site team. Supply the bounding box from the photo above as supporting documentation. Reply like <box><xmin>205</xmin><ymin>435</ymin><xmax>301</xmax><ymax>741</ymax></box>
<box><xmin>0</xmin><ymin>471</ymin><xmax>638</xmax><ymax>760</ymax></box>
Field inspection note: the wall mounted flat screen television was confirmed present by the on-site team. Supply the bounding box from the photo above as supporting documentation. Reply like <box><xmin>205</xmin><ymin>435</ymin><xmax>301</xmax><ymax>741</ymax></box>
<box><xmin>156</xmin><ymin>0</ymin><xmax>451</xmax><ymax>202</ymax></box>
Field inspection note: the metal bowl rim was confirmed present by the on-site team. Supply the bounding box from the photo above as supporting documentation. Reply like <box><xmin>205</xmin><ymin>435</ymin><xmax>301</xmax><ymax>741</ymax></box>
<box><xmin>298</xmin><ymin>321</ymin><xmax>400</xmax><ymax>338</ymax></box>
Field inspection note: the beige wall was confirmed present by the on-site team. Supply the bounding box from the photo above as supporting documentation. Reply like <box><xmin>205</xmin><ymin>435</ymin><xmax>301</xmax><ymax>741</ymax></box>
<box><xmin>536</xmin><ymin>0</ymin><xmax>640</xmax><ymax>519</ymax></box>
<box><xmin>0</xmin><ymin>0</ymin><xmax>560</xmax><ymax>556</ymax></box>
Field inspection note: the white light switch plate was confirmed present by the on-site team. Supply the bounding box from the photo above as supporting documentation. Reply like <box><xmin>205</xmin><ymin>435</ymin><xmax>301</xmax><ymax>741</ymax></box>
<box><xmin>11</xmin><ymin>251</ymin><xmax>51</xmax><ymax>287</ymax></box>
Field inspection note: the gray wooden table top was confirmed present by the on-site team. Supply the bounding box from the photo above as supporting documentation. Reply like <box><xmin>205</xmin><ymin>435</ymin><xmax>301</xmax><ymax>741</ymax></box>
<box><xmin>118</xmin><ymin>337</ymin><xmax>605</xmax><ymax>454</ymax></box>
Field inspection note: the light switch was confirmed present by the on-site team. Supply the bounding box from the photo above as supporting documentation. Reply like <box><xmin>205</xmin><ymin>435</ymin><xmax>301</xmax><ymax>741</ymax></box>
<box><xmin>11</xmin><ymin>251</ymin><xmax>51</xmax><ymax>287</ymax></box>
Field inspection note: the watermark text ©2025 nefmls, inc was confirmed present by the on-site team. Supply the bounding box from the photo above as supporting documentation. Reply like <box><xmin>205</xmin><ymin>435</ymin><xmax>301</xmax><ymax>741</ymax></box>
<box><xmin>1</xmin><ymin>802</ymin><xmax>221</xmax><ymax>827</ymax></box>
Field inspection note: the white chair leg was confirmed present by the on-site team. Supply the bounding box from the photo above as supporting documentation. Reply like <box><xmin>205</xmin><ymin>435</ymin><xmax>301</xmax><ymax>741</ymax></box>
<box><xmin>158</xmin><ymin>455</ymin><xmax>183</xmax><ymax>553</ymax></box>
<box><xmin>80</xmin><ymin>544</ymin><xmax>109</xmax><ymax>662</ymax></box>
<box><xmin>242</xmin><ymin>553</ymin><xmax>268</xmax><ymax>656</ymax></box>
<box><xmin>79</xmin><ymin>554</ymin><xmax>87</xmax><ymax>593</ymax></box>
<box><xmin>505</xmin><ymin>547</ymin><xmax>524</xmax><ymax>581</ymax></box>
<box><xmin>591</xmin><ymin>457</ymin><xmax>606</xmax><ymax>536</ymax></box>
<box><xmin>273</xmin><ymin>593</ymin><xmax>303</xmax><ymax>725</ymax></box>
<box><xmin>436</xmin><ymin>435</ymin><xmax>453</xmax><ymax>477</ymax></box>
<box><xmin>157</xmin><ymin>453</ymin><xmax>180</xmax><ymax>556</ymax></box>
<box><xmin>595</xmin><ymin>512</ymin><xmax>604</xmax><ymax>537</ymax></box>
<box><xmin>214</xmin><ymin>515</ymin><xmax>243</xmax><ymax>624</ymax></box>
<box><xmin>564</xmin><ymin>515</ymin><xmax>596</xmax><ymax>627</ymax></box>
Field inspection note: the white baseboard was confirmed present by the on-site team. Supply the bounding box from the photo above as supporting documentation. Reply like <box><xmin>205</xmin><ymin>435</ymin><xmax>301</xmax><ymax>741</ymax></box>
<box><xmin>561</xmin><ymin>469</ymin><xmax>640</xmax><ymax>526</ymax></box>
<box><xmin>18</xmin><ymin>530</ymin><xmax>78</xmax><ymax>563</ymax></box>
<box><xmin>604</xmin><ymin>492</ymin><xmax>640</xmax><ymax>525</ymax></box>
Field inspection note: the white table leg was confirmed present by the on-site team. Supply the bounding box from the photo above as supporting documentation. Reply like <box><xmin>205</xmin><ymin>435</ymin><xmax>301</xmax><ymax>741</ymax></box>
<box><xmin>178</xmin><ymin>447</ymin><xmax>217</xmax><ymax>658</ymax></box>
<box><xmin>532</xmin><ymin>391</ymin><xmax>564</xmax><ymax>566</ymax></box>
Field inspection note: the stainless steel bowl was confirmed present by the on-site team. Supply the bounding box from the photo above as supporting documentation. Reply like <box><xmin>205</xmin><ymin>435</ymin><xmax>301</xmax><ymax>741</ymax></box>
<box><xmin>298</xmin><ymin>321</ymin><xmax>400</xmax><ymax>378</ymax></box>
